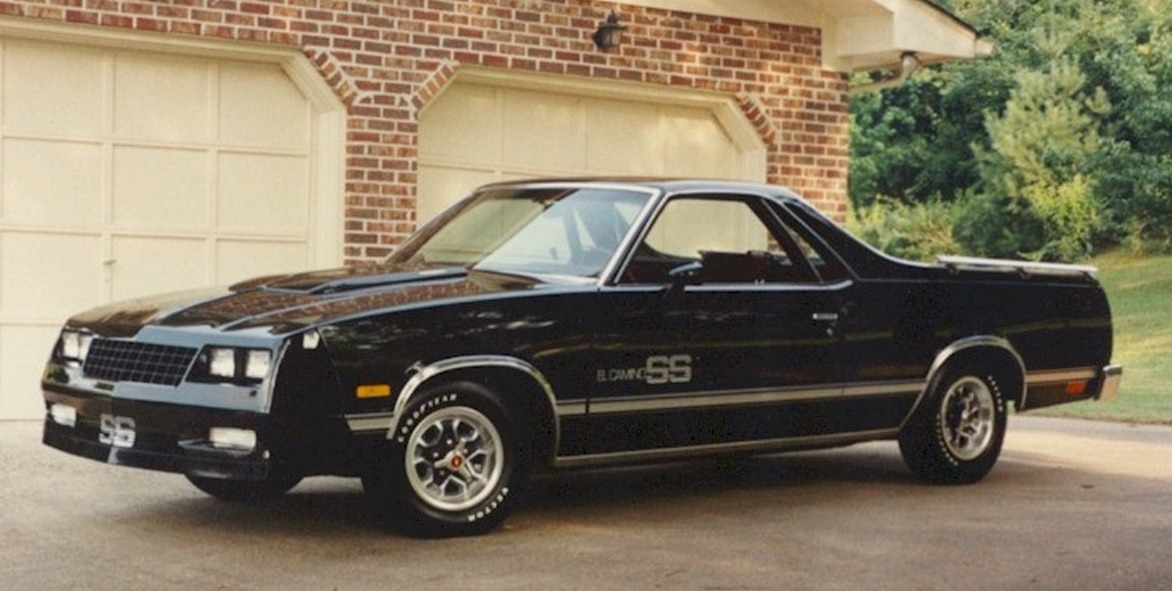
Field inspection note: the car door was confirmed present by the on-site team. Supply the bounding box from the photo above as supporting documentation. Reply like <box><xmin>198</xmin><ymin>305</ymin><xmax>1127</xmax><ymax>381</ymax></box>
<box><xmin>587</xmin><ymin>192</ymin><xmax>857</xmax><ymax>457</ymax></box>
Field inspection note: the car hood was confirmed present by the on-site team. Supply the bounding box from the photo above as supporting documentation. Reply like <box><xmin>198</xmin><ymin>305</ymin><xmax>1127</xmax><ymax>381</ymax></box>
<box><xmin>67</xmin><ymin>264</ymin><xmax>545</xmax><ymax>338</ymax></box>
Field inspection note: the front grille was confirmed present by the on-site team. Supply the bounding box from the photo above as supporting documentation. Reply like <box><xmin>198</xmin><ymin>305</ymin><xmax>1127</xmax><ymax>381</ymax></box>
<box><xmin>83</xmin><ymin>339</ymin><xmax>198</xmax><ymax>387</ymax></box>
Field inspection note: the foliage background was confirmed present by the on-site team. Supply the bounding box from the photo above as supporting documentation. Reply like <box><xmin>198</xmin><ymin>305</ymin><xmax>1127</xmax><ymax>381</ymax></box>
<box><xmin>849</xmin><ymin>0</ymin><xmax>1172</xmax><ymax>262</ymax></box>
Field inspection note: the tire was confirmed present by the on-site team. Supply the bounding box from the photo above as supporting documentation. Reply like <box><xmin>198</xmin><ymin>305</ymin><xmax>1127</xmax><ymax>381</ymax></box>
<box><xmin>899</xmin><ymin>362</ymin><xmax>1008</xmax><ymax>484</ymax></box>
<box><xmin>186</xmin><ymin>470</ymin><xmax>302</xmax><ymax>503</ymax></box>
<box><xmin>363</xmin><ymin>381</ymin><xmax>525</xmax><ymax>538</ymax></box>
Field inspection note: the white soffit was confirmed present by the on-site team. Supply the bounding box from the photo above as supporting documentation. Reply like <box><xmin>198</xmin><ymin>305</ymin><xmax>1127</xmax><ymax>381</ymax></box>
<box><xmin>621</xmin><ymin>0</ymin><xmax>991</xmax><ymax>72</ymax></box>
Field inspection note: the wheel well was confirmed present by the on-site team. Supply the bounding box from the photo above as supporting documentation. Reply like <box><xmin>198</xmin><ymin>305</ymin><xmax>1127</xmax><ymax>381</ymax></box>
<box><xmin>931</xmin><ymin>346</ymin><xmax>1026</xmax><ymax>408</ymax></box>
<box><xmin>422</xmin><ymin>367</ymin><xmax>558</xmax><ymax>468</ymax></box>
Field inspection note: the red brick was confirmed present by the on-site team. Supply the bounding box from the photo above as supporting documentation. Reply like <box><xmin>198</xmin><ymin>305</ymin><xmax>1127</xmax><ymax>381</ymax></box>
<box><xmin>65</xmin><ymin>9</ymin><xmax>98</xmax><ymax>24</ymax></box>
<box><xmin>99</xmin><ymin>14</ymin><xmax>133</xmax><ymax>28</ymax></box>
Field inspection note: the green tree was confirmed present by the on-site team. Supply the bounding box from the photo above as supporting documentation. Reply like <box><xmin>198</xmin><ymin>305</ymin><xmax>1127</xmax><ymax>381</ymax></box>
<box><xmin>851</xmin><ymin>0</ymin><xmax>1172</xmax><ymax>259</ymax></box>
<box><xmin>966</xmin><ymin>59</ymin><xmax>1108</xmax><ymax>261</ymax></box>
<box><xmin>848</xmin><ymin>63</ymin><xmax>1008</xmax><ymax>208</ymax></box>
<box><xmin>1088</xmin><ymin>8</ymin><xmax>1172</xmax><ymax>252</ymax></box>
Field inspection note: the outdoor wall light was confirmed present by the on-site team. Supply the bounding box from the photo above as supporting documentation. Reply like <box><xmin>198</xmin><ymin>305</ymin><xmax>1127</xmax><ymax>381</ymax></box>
<box><xmin>593</xmin><ymin>11</ymin><xmax>626</xmax><ymax>51</ymax></box>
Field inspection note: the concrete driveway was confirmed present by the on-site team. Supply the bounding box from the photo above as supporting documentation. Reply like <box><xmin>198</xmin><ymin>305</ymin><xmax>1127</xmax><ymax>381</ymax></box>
<box><xmin>2</xmin><ymin>415</ymin><xmax>1169</xmax><ymax>590</ymax></box>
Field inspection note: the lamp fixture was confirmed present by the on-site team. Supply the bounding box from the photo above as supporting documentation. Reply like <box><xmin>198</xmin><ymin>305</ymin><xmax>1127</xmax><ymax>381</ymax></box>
<box><xmin>593</xmin><ymin>10</ymin><xmax>626</xmax><ymax>51</ymax></box>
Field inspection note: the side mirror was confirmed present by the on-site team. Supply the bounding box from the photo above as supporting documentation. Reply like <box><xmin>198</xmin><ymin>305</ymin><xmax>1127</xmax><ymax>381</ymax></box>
<box><xmin>667</xmin><ymin>261</ymin><xmax>703</xmax><ymax>289</ymax></box>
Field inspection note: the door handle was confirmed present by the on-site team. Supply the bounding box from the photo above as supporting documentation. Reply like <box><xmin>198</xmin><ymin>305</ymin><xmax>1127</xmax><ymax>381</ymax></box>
<box><xmin>812</xmin><ymin>312</ymin><xmax>839</xmax><ymax>337</ymax></box>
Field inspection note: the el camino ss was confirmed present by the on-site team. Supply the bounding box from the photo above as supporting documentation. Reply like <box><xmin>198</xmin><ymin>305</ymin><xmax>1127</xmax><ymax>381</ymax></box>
<box><xmin>42</xmin><ymin>179</ymin><xmax>1122</xmax><ymax>537</ymax></box>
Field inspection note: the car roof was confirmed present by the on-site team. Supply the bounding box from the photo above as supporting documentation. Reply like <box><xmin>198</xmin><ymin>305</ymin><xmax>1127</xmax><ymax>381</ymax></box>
<box><xmin>473</xmin><ymin>177</ymin><xmax>804</xmax><ymax>203</ymax></box>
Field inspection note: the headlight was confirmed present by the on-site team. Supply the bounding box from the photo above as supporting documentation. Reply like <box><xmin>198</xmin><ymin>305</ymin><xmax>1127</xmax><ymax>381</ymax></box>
<box><xmin>208</xmin><ymin>348</ymin><xmax>237</xmax><ymax>379</ymax></box>
<box><xmin>59</xmin><ymin>329</ymin><xmax>94</xmax><ymax>363</ymax></box>
<box><xmin>244</xmin><ymin>349</ymin><xmax>271</xmax><ymax>380</ymax></box>
<box><xmin>193</xmin><ymin>346</ymin><xmax>273</xmax><ymax>385</ymax></box>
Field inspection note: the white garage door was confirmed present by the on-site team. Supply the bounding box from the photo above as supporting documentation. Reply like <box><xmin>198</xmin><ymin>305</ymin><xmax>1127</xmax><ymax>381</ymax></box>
<box><xmin>418</xmin><ymin>75</ymin><xmax>764</xmax><ymax>223</ymax></box>
<box><xmin>0</xmin><ymin>38</ymin><xmax>332</xmax><ymax>418</ymax></box>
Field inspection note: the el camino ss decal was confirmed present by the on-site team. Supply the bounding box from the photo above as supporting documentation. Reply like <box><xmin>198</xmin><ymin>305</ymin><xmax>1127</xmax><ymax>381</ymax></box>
<box><xmin>597</xmin><ymin>355</ymin><xmax>693</xmax><ymax>385</ymax></box>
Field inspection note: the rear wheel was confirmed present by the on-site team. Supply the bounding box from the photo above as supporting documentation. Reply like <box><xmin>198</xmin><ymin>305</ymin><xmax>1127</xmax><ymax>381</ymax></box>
<box><xmin>363</xmin><ymin>382</ymin><xmax>525</xmax><ymax>537</ymax></box>
<box><xmin>186</xmin><ymin>470</ymin><xmax>302</xmax><ymax>503</ymax></box>
<box><xmin>899</xmin><ymin>362</ymin><xmax>1008</xmax><ymax>484</ymax></box>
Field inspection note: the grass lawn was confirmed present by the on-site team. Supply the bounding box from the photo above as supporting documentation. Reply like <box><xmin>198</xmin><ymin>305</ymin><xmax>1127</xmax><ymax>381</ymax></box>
<box><xmin>1031</xmin><ymin>251</ymin><xmax>1172</xmax><ymax>424</ymax></box>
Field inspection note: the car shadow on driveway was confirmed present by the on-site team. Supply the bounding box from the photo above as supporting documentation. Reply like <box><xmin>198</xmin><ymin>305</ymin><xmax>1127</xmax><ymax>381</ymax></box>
<box><xmin>525</xmin><ymin>443</ymin><xmax>916</xmax><ymax>508</ymax></box>
<box><xmin>55</xmin><ymin>431</ymin><xmax>1108</xmax><ymax>545</ymax></box>
<box><xmin>117</xmin><ymin>442</ymin><xmax>971</xmax><ymax>537</ymax></box>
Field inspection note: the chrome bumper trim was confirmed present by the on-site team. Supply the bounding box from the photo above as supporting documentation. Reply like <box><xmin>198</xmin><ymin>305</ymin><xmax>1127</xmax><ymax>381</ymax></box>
<box><xmin>1095</xmin><ymin>364</ymin><xmax>1123</xmax><ymax>401</ymax></box>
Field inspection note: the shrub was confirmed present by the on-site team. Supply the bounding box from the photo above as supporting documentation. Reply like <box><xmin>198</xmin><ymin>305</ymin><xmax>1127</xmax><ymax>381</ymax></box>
<box><xmin>847</xmin><ymin>198</ymin><xmax>962</xmax><ymax>262</ymax></box>
<box><xmin>952</xmin><ymin>191</ymin><xmax>1047</xmax><ymax>260</ymax></box>
<box><xmin>1095</xmin><ymin>144</ymin><xmax>1172</xmax><ymax>255</ymax></box>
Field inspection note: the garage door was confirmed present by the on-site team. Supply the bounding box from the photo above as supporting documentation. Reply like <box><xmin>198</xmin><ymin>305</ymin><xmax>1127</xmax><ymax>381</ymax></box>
<box><xmin>0</xmin><ymin>38</ymin><xmax>334</xmax><ymax>418</ymax></box>
<box><xmin>418</xmin><ymin>75</ymin><xmax>764</xmax><ymax>223</ymax></box>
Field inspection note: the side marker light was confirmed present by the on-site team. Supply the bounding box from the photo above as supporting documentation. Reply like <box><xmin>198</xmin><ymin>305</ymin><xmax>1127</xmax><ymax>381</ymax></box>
<box><xmin>356</xmin><ymin>384</ymin><xmax>392</xmax><ymax>399</ymax></box>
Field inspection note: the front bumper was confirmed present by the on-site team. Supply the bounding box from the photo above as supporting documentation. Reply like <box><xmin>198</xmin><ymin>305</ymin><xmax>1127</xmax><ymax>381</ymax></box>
<box><xmin>43</xmin><ymin>386</ymin><xmax>277</xmax><ymax>481</ymax></box>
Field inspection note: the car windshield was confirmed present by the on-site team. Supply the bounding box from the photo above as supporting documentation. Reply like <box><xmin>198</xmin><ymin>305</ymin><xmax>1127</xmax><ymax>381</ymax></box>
<box><xmin>387</xmin><ymin>186</ymin><xmax>653</xmax><ymax>279</ymax></box>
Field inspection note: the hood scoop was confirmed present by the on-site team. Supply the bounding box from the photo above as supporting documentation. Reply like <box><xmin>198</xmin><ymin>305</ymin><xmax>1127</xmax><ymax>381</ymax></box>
<box><xmin>305</xmin><ymin>267</ymin><xmax>467</xmax><ymax>294</ymax></box>
<box><xmin>233</xmin><ymin>265</ymin><xmax>468</xmax><ymax>295</ymax></box>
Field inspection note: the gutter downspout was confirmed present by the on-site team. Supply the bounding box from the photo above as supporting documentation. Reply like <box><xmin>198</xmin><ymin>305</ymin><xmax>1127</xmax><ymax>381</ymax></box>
<box><xmin>849</xmin><ymin>52</ymin><xmax>922</xmax><ymax>95</ymax></box>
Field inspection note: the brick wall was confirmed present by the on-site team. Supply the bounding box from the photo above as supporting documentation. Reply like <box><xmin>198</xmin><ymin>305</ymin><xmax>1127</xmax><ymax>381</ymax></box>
<box><xmin>0</xmin><ymin>0</ymin><xmax>850</xmax><ymax>263</ymax></box>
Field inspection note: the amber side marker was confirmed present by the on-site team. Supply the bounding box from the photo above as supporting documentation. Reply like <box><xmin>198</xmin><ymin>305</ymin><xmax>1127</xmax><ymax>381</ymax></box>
<box><xmin>1065</xmin><ymin>380</ymin><xmax>1089</xmax><ymax>396</ymax></box>
<box><xmin>356</xmin><ymin>384</ymin><xmax>392</xmax><ymax>399</ymax></box>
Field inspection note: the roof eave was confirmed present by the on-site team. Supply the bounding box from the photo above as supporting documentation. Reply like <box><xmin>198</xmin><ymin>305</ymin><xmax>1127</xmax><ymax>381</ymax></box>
<box><xmin>824</xmin><ymin>0</ymin><xmax>994</xmax><ymax>72</ymax></box>
<box><xmin>617</xmin><ymin>0</ymin><xmax>992</xmax><ymax>73</ymax></box>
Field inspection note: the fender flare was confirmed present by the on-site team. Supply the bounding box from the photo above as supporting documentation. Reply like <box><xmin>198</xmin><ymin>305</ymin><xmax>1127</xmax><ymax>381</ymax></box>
<box><xmin>902</xmin><ymin>335</ymin><xmax>1027</xmax><ymax>427</ymax></box>
<box><xmin>386</xmin><ymin>355</ymin><xmax>561</xmax><ymax>461</ymax></box>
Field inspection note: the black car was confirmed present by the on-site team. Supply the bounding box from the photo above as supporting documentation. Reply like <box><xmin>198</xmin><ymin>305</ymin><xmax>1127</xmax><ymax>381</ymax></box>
<box><xmin>42</xmin><ymin>179</ymin><xmax>1122</xmax><ymax>537</ymax></box>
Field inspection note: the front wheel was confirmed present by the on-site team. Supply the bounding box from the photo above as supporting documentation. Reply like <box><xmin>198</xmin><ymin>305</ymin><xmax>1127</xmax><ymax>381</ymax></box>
<box><xmin>899</xmin><ymin>363</ymin><xmax>1008</xmax><ymax>484</ymax></box>
<box><xmin>363</xmin><ymin>382</ymin><xmax>525</xmax><ymax>537</ymax></box>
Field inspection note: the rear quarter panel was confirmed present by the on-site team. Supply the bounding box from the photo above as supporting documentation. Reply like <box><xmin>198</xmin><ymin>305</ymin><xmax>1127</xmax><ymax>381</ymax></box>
<box><xmin>846</xmin><ymin>270</ymin><xmax>1112</xmax><ymax>385</ymax></box>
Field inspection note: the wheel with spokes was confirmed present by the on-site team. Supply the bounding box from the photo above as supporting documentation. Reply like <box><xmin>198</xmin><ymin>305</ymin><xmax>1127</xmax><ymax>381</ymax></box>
<box><xmin>364</xmin><ymin>381</ymin><xmax>524</xmax><ymax>537</ymax></box>
<box><xmin>899</xmin><ymin>362</ymin><xmax>1008</xmax><ymax>484</ymax></box>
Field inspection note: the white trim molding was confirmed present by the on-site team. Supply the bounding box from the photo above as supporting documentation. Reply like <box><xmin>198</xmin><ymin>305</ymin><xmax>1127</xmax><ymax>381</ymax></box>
<box><xmin>622</xmin><ymin>0</ymin><xmax>992</xmax><ymax>73</ymax></box>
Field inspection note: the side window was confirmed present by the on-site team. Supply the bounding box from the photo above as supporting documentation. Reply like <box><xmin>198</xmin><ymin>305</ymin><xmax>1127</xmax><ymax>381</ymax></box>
<box><xmin>775</xmin><ymin>203</ymin><xmax>851</xmax><ymax>283</ymax></box>
<box><xmin>644</xmin><ymin>198</ymin><xmax>772</xmax><ymax>258</ymax></box>
<box><xmin>620</xmin><ymin>195</ymin><xmax>818</xmax><ymax>285</ymax></box>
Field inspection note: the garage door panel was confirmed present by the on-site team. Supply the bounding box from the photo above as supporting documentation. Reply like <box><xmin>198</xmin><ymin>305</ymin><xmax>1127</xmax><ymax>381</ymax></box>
<box><xmin>585</xmin><ymin>99</ymin><xmax>663</xmax><ymax>174</ymax></box>
<box><xmin>662</xmin><ymin>108</ymin><xmax>739</xmax><ymax>179</ymax></box>
<box><xmin>0</xmin><ymin>36</ymin><xmax>331</xmax><ymax>419</ymax></box>
<box><xmin>0</xmin><ymin>325</ymin><xmax>60</xmax><ymax>418</ymax></box>
<box><xmin>501</xmin><ymin>89</ymin><xmax>584</xmax><ymax>171</ymax></box>
<box><xmin>110</xmin><ymin>236</ymin><xmax>208</xmax><ymax>301</ymax></box>
<box><xmin>217</xmin><ymin>153</ymin><xmax>308</xmax><ymax>236</ymax></box>
<box><xmin>416</xmin><ymin>165</ymin><xmax>496</xmax><ymax>224</ymax></box>
<box><xmin>2</xmin><ymin>41</ymin><xmax>103</xmax><ymax>135</ymax></box>
<box><xmin>1</xmin><ymin>232</ymin><xmax>102</xmax><ymax>319</ymax></box>
<box><xmin>419</xmin><ymin>83</ymin><xmax>499</xmax><ymax>166</ymax></box>
<box><xmin>112</xmin><ymin>146</ymin><xmax>210</xmax><ymax>229</ymax></box>
<box><xmin>216</xmin><ymin>240</ymin><xmax>307</xmax><ymax>285</ymax></box>
<box><xmin>2</xmin><ymin>138</ymin><xmax>103</xmax><ymax>226</ymax></box>
<box><xmin>419</xmin><ymin>80</ymin><xmax>753</xmax><ymax>219</ymax></box>
<box><xmin>219</xmin><ymin>63</ymin><xmax>309</xmax><ymax>151</ymax></box>
<box><xmin>114</xmin><ymin>53</ymin><xmax>212</xmax><ymax>143</ymax></box>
